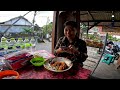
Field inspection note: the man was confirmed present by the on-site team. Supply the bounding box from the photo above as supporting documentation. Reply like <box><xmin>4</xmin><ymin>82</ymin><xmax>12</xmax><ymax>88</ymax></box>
<box><xmin>54</xmin><ymin>21</ymin><xmax>88</xmax><ymax>67</ymax></box>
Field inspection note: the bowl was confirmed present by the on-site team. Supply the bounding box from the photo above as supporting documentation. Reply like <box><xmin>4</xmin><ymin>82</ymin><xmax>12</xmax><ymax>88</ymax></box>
<box><xmin>0</xmin><ymin>70</ymin><xmax>19</xmax><ymax>79</ymax></box>
<box><xmin>30</xmin><ymin>57</ymin><xmax>45</xmax><ymax>66</ymax></box>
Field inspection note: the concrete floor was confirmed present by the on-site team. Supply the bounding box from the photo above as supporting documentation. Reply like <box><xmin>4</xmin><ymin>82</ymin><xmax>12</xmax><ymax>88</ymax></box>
<box><xmin>35</xmin><ymin>39</ymin><xmax>52</xmax><ymax>53</ymax></box>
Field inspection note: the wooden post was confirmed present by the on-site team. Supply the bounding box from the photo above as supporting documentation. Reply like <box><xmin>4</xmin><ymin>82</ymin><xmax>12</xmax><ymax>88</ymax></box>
<box><xmin>52</xmin><ymin>11</ymin><xmax>59</xmax><ymax>54</ymax></box>
<box><xmin>57</xmin><ymin>12</ymin><xmax>67</xmax><ymax>41</ymax></box>
<box><xmin>75</xmin><ymin>11</ymin><xmax>80</xmax><ymax>38</ymax></box>
<box><xmin>87</xmin><ymin>22</ymin><xmax>89</xmax><ymax>38</ymax></box>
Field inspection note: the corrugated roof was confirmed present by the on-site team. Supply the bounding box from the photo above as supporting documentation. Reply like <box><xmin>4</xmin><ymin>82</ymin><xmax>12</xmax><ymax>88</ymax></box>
<box><xmin>80</xmin><ymin>11</ymin><xmax>120</xmax><ymax>27</ymax></box>
<box><xmin>1</xmin><ymin>16</ymin><xmax>33</xmax><ymax>25</ymax></box>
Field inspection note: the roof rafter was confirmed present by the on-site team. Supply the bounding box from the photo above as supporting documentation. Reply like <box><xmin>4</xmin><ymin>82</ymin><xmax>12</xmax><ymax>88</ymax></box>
<box><xmin>81</xmin><ymin>20</ymin><xmax>120</xmax><ymax>22</ymax></box>
<box><xmin>87</xmin><ymin>11</ymin><xmax>94</xmax><ymax>20</ymax></box>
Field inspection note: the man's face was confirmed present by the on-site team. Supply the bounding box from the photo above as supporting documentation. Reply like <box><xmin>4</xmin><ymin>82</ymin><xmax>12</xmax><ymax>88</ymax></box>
<box><xmin>64</xmin><ymin>25</ymin><xmax>77</xmax><ymax>39</ymax></box>
<box><xmin>108</xmin><ymin>44</ymin><xmax>112</xmax><ymax>48</ymax></box>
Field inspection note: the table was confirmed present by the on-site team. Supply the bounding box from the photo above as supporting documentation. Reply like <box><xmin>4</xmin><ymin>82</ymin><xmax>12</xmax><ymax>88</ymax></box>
<box><xmin>17</xmin><ymin>50</ymin><xmax>92</xmax><ymax>79</ymax></box>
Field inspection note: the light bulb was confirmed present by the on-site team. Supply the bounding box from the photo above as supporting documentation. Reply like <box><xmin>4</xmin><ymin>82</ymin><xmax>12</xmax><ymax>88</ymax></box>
<box><xmin>112</xmin><ymin>15</ymin><xmax>114</xmax><ymax>17</ymax></box>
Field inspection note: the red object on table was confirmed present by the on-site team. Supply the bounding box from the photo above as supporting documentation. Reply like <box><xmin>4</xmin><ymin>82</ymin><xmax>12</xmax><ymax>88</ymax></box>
<box><xmin>0</xmin><ymin>70</ymin><xmax>19</xmax><ymax>79</ymax></box>
<box><xmin>5</xmin><ymin>53</ymin><xmax>33</xmax><ymax>70</ymax></box>
<box><xmin>17</xmin><ymin>50</ymin><xmax>92</xmax><ymax>79</ymax></box>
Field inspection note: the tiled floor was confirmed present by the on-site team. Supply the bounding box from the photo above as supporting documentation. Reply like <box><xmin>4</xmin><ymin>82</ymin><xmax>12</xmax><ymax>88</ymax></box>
<box><xmin>83</xmin><ymin>46</ymin><xmax>101</xmax><ymax>71</ymax></box>
<box><xmin>85</xmin><ymin>47</ymin><xmax>120</xmax><ymax>79</ymax></box>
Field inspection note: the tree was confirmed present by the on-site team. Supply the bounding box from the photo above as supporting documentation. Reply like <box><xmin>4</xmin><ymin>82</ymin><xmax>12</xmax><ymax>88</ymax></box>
<box><xmin>80</xmin><ymin>23</ymin><xmax>88</xmax><ymax>33</ymax></box>
<box><xmin>108</xmin><ymin>34</ymin><xmax>113</xmax><ymax>41</ymax></box>
<box><xmin>22</xmin><ymin>27</ymin><xmax>33</xmax><ymax>34</ymax></box>
<box><xmin>42</xmin><ymin>22</ymin><xmax>53</xmax><ymax>38</ymax></box>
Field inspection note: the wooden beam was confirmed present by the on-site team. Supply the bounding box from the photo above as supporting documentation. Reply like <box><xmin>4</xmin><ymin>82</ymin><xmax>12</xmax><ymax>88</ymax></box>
<box><xmin>87</xmin><ymin>22</ymin><xmax>89</xmax><ymax>38</ymax></box>
<box><xmin>88</xmin><ymin>22</ymin><xmax>101</xmax><ymax>30</ymax></box>
<box><xmin>75</xmin><ymin>11</ymin><xmax>80</xmax><ymax>37</ymax></box>
<box><xmin>81</xmin><ymin>20</ymin><xmax>120</xmax><ymax>22</ymax></box>
<box><xmin>87</xmin><ymin>11</ymin><xmax>94</xmax><ymax>20</ymax></box>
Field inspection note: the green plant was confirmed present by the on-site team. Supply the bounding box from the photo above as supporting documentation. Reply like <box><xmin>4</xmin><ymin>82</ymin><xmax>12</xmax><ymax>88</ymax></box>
<box><xmin>22</xmin><ymin>27</ymin><xmax>33</xmax><ymax>34</ymax></box>
<box><xmin>42</xmin><ymin>22</ymin><xmax>52</xmax><ymax>38</ymax></box>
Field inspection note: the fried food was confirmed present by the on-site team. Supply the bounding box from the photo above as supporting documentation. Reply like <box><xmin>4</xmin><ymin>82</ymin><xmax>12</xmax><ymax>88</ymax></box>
<box><xmin>50</xmin><ymin>61</ymin><xmax>68</xmax><ymax>70</ymax></box>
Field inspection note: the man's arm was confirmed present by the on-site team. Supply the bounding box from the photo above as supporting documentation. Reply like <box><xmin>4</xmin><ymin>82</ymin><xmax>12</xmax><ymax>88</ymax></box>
<box><xmin>76</xmin><ymin>40</ymin><xmax>88</xmax><ymax>62</ymax></box>
<box><xmin>54</xmin><ymin>37</ymin><xmax>63</xmax><ymax>55</ymax></box>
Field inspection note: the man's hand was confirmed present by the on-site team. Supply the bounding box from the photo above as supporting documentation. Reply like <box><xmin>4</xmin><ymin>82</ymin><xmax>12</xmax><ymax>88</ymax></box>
<box><xmin>56</xmin><ymin>45</ymin><xmax>80</xmax><ymax>55</ymax></box>
<box><xmin>56</xmin><ymin>47</ymin><xmax>69</xmax><ymax>54</ymax></box>
<box><xmin>68</xmin><ymin>45</ymin><xmax>79</xmax><ymax>54</ymax></box>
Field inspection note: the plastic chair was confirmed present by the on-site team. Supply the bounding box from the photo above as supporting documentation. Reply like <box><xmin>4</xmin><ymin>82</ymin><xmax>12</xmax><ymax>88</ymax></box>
<box><xmin>101</xmin><ymin>54</ymin><xmax>115</xmax><ymax>65</ymax></box>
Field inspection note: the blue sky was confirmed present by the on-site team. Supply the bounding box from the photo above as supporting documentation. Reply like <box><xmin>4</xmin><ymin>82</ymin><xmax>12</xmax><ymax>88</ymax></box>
<box><xmin>0</xmin><ymin>11</ymin><xmax>54</xmax><ymax>27</ymax></box>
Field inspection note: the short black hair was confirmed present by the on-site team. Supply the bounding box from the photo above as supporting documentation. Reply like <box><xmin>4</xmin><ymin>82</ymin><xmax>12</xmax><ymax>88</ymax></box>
<box><xmin>64</xmin><ymin>21</ymin><xmax>78</xmax><ymax>28</ymax></box>
<box><xmin>108</xmin><ymin>41</ymin><xmax>114</xmax><ymax>45</ymax></box>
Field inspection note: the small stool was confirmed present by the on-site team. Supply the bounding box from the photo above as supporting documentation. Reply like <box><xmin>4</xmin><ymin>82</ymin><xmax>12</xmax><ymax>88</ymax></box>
<box><xmin>101</xmin><ymin>54</ymin><xmax>115</xmax><ymax>65</ymax></box>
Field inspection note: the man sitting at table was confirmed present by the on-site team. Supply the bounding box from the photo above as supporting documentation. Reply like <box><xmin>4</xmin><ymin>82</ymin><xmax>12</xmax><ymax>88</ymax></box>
<box><xmin>54</xmin><ymin>21</ymin><xmax>88</xmax><ymax>67</ymax></box>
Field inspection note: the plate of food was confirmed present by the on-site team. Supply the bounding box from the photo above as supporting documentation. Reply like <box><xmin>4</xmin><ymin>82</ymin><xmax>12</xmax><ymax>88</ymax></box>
<box><xmin>43</xmin><ymin>57</ymin><xmax>73</xmax><ymax>72</ymax></box>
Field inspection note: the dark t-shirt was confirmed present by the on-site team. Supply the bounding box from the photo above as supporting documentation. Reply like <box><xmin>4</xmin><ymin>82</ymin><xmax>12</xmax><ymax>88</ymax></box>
<box><xmin>54</xmin><ymin>36</ymin><xmax>88</xmax><ymax>64</ymax></box>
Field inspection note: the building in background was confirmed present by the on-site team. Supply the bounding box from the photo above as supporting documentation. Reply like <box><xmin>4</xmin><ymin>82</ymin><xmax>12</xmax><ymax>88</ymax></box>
<box><xmin>0</xmin><ymin>16</ymin><xmax>43</xmax><ymax>40</ymax></box>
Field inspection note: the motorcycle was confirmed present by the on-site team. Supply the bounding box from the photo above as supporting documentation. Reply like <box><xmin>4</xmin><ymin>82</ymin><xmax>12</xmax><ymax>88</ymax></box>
<box><xmin>104</xmin><ymin>44</ymin><xmax>120</xmax><ymax>60</ymax></box>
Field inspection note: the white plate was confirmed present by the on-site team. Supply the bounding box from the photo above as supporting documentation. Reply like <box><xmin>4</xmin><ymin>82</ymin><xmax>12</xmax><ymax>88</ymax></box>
<box><xmin>43</xmin><ymin>57</ymin><xmax>73</xmax><ymax>72</ymax></box>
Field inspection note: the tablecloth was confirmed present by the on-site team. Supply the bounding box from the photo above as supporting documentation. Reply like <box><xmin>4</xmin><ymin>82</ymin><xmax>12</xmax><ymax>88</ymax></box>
<box><xmin>17</xmin><ymin>50</ymin><xmax>92</xmax><ymax>79</ymax></box>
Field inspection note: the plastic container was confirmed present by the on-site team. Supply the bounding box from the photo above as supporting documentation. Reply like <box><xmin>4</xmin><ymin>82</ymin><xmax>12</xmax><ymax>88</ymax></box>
<box><xmin>9</xmin><ymin>38</ymin><xmax>16</xmax><ymax>46</ymax></box>
<box><xmin>30</xmin><ymin>57</ymin><xmax>45</xmax><ymax>66</ymax></box>
<box><xmin>16</xmin><ymin>38</ymin><xmax>24</xmax><ymax>49</ymax></box>
<box><xmin>24</xmin><ymin>37</ymin><xmax>31</xmax><ymax>51</ymax></box>
<box><xmin>0</xmin><ymin>38</ymin><xmax>8</xmax><ymax>55</ymax></box>
<box><xmin>7</xmin><ymin>38</ymin><xmax>17</xmax><ymax>54</ymax></box>
<box><xmin>0</xmin><ymin>70</ymin><xmax>19</xmax><ymax>79</ymax></box>
<box><xmin>30</xmin><ymin>37</ymin><xmax>36</xmax><ymax>52</ymax></box>
<box><xmin>0</xmin><ymin>57</ymin><xmax>13</xmax><ymax>71</ymax></box>
<box><xmin>0</xmin><ymin>48</ymin><xmax>5</xmax><ymax>57</ymax></box>
<box><xmin>30</xmin><ymin>37</ymin><xmax>36</xmax><ymax>47</ymax></box>
<box><xmin>4</xmin><ymin>50</ymin><xmax>33</xmax><ymax>70</ymax></box>
<box><xmin>24</xmin><ymin>37</ymin><xmax>29</xmax><ymax>43</ymax></box>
